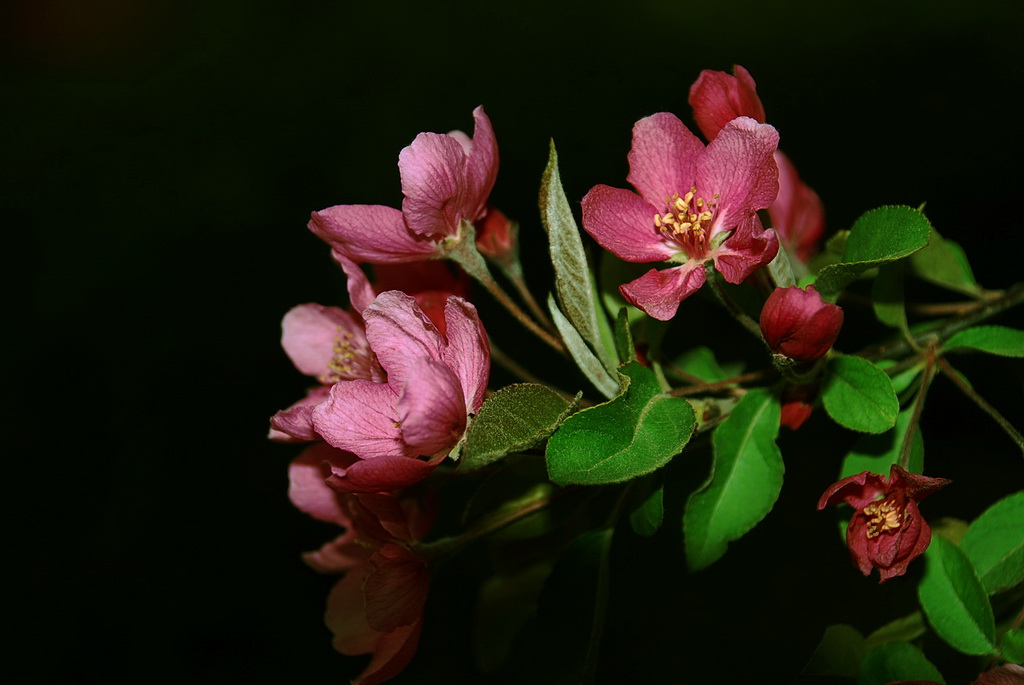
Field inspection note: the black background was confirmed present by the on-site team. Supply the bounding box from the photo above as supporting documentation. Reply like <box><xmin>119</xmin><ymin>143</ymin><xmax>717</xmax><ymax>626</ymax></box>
<box><xmin>7</xmin><ymin>1</ymin><xmax>1023</xmax><ymax>683</ymax></box>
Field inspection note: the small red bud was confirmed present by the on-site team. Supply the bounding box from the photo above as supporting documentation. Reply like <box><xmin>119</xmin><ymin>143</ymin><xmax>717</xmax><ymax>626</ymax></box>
<box><xmin>759</xmin><ymin>285</ymin><xmax>843</xmax><ymax>362</ymax></box>
<box><xmin>474</xmin><ymin>206</ymin><xmax>516</xmax><ymax>261</ymax></box>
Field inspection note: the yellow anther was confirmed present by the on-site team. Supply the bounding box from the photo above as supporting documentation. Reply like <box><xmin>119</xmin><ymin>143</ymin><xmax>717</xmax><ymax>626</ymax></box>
<box><xmin>654</xmin><ymin>214</ymin><xmax>662</xmax><ymax>228</ymax></box>
<box><xmin>864</xmin><ymin>499</ymin><xmax>904</xmax><ymax>538</ymax></box>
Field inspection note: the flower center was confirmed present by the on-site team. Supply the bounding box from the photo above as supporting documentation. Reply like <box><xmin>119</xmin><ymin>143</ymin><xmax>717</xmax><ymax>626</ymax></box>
<box><xmin>321</xmin><ymin>326</ymin><xmax>378</xmax><ymax>383</ymax></box>
<box><xmin>863</xmin><ymin>498</ymin><xmax>906</xmax><ymax>538</ymax></box>
<box><xmin>653</xmin><ymin>188</ymin><xmax>719</xmax><ymax>261</ymax></box>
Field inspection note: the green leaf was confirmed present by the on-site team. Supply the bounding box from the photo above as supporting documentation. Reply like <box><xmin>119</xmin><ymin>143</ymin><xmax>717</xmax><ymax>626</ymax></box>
<box><xmin>540</xmin><ymin>141</ymin><xmax>616</xmax><ymax>373</ymax></box>
<box><xmin>475</xmin><ymin>561</ymin><xmax>553</xmax><ymax>675</ymax></box>
<box><xmin>628</xmin><ymin>477</ymin><xmax>664</xmax><ymax>538</ymax></box>
<box><xmin>545</xmin><ymin>362</ymin><xmax>696</xmax><ymax>485</ymax></box>
<box><xmin>910</xmin><ymin>228</ymin><xmax>981</xmax><ymax>296</ymax></box>
<box><xmin>767</xmin><ymin>244</ymin><xmax>797</xmax><ymax>288</ymax></box>
<box><xmin>918</xmin><ymin>536</ymin><xmax>997</xmax><ymax>656</ymax></box>
<box><xmin>1001</xmin><ymin>628</ymin><xmax>1024</xmax><ymax>664</ymax></box>
<box><xmin>857</xmin><ymin>641</ymin><xmax>945</xmax><ymax>685</ymax></box>
<box><xmin>872</xmin><ymin>262</ymin><xmax>910</xmax><ymax>336</ymax></box>
<box><xmin>864</xmin><ymin>612</ymin><xmax>927</xmax><ymax>649</ymax></box>
<box><xmin>815</xmin><ymin>206</ymin><xmax>932</xmax><ymax>301</ymax></box>
<box><xmin>822</xmin><ymin>355</ymin><xmax>899</xmax><ymax>434</ymax></box>
<box><xmin>960</xmin><ymin>491</ymin><xmax>1024</xmax><ymax>595</ymax></box>
<box><xmin>671</xmin><ymin>346</ymin><xmax>736</xmax><ymax>382</ymax></box>
<box><xmin>840</xmin><ymin>408</ymin><xmax>925</xmax><ymax>479</ymax></box>
<box><xmin>801</xmin><ymin>624</ymin><xmax>866</xmax><ymax>679</ymax></box>
<box><xmin>549</xmin><ymin>294</ymin><xmax>620</xmax><ymax>399</ymax></box>
<box><xmin>519</xmin><ymin>528</ymin><xmax>614</xmax><ymax>685</ymax></box>
<box><xmin>943</xmin><ymin>325</ymin><xmax>1024</xmax><ymax>358</ymax></box>
<box><xmin>462</xmin><ymin>458</ymin><xmax>558</xmax><ymax>541</ymax></box>
<box><xmin>684</xmin><ymin>388</ymin><xmax>784</xmax><ymax>571</ymax></box>
<box><xmin>613</xmin><ymin>307</ymin><xmax>636</xmax><ymax>364</ymax></box>
<box><xmin>461</xmin><ymin>384</ymin><xmax>579</xmax><ymax>471</ymax></box>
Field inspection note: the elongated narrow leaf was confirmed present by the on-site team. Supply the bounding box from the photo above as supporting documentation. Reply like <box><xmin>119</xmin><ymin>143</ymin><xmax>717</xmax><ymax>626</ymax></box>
<box><xmin>540</xmin><ymin>141</ymin><xmax>616</xmax><ymax>373</ymax></box>
<box><xmin>1002</xmin><ymin>629</ymin><xmax>1024</xmax><ymax>664</ymax></box>
<box><xmin>549</xmin><ymin>294</ymin><xmax>619</xmax><ymax>399</ymax></box>
<box><xmin>943</xmin><ymin>325</ymin><xmax>1024</xmax><ymax>358</ymax></box>
<box><xmin>671</xmin><ymin>346</ymin><xmax>738</xmax><ymax>383</ymax></box>
<box><xmin>613</xmin><ymin>307</ymin><xmax>636</xmax><ymax>364</ymax></box>
<box><xmin>546</xmin><ymin>362</ymin><xmax>696</xmax><ymax>485</ymax></box>
<box><xmin>519</xmin><ymin>528</ymin><xmax>614</xmax><ymax>685</ymax></box>
<box><xmin>628</xmin><ymin>476</ymin><xmax>664</xmax><ymax>538</ymax></box>
<box><xmin>857</xmin><ymin>641</ymin><xmax>945</xmax><ymax>685</ymax></box>
<box><xmin>960</xmin><ymin>491</ymin><xmax>1024</xmax><ymax>594</ymax></box>
<box><xmin>840</xmin><ymin>409</ymin><xmax>925</xmax><ymax>479</ymax></box>
<box><xmin>863</xmin><ymin>612</ymin><xmax>926</xmax><ymax>649</ymax></box>
<box><xmin>801</xmin><ymin>624</ymin><xmax>866</xmax><ymax>679</ymax></box>
<box><xmin>461</xmin><ymin>384</ymin><xmax>579</xmax><ymax>471</ymax></box>
<box><xmin>684</xmin><ymin>388</ymin><xmax>784</xmax><ymax>571</ymax></box>
<box><xmin>910</xmin><ymin>228</ymin><xmax>981</xmax><ymax>296</ymax></box>
<box><xmin>822</xmin><ymin>355</ymin><xmax>899</xmax><ymax>434</ymax></box>
<box><xmin>815</xmin><ymin>206</ymin><xmax>932</xmax><ymax>301</ymax></box>
<box><xmin>918</xmin><ymin>536</ymin><xmax>997</xmax><ymax>656</ymax></box>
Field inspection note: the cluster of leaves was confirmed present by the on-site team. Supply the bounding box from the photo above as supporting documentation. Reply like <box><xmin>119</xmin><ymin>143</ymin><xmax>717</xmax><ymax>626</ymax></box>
<box><xmin>441</xmin><ymin>144</ymin><xmax>1023</xmax><ymax>683</ymax></box>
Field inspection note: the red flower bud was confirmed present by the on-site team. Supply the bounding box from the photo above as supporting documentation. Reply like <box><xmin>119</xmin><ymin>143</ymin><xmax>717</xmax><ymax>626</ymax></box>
<box><xmin>474</xmin><ymin>206</ymin><xmax>516</xmax><ymax>261</ymax></box>
<box><xmin>759</xmin><ymin>285</ymin><xmax>843</xmax><ymax>362</ymax></box>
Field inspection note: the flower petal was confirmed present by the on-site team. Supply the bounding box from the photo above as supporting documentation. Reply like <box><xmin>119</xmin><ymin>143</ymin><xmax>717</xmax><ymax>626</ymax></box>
<box><xmin>399</xmin><ymin>132</ymin><xmax>467</xmax><ymax>238</ymax></box>
<box><xmin>335</xmin><ymin>253</ymin><xmax>379</xmax><ymax>313</ymax></box>
<box><xmin>269</xmin><ymin>385</ymin><xmax>331</xmax><ymax>443</ymax></box>
<box><xmin>620</xmin><ymin>263</ymin><xmax>707</xmax><ymax>321</ymax></box>
<box><xmin>397</xmin><ymin>358</ymin><xmax>467</xmax><ymax>458</ymax></box>
<box><xmin>364</xmin><ymin>543</ymin><xmax>430</xmax><ymax>632</ymax></box>
<box><xmin>281</xmin><ymin>304</ymin><xmax>356</xmax><ymax>378</ymax></box>
<box><xmin>817</xmin><ymin>470</ymin><xmax>889</xmax><ymax>510</ymax></box>
<box><xmin>364</xmin><ymin>291</ymin><xmax>445</xmax><ymax>388</ymax></box>
<box><xmin>581</xmin><ymin>184</ymin><xmax>677</xmax><ymax>263</ymax></box>
<box><xmin>697</xmin><ymin>117</ymin><xmax>779</xmax><ymax>233</ymax></box>
<box><xmin>440</xmin><ymin>296</ymin><xmax>490</xmax><ymax>414</ymax></box>
<box><xmin>302</xmin><ymin>531</ymin><xmax>365</xmax><ymax>574</ymax></box>
<box><xmin>326</xmin><ymin>455</ymin><xmax>437</xmax><ymax>493</ymax></box>
<box><xmin>627</xmin><ymin>112</ymin><xmax>704</xmax><ymax>206</ymax></box>
<box><xmin>288</xmin><ymin>443</ymin><xmax>354</xmax><ymax>524</ymax></box>
<box><xmin>768</xmin><ymin>151</ymin><xmax>825</xmax><ymax>262</ymax></box>
<box><xmin>309</xmin><ymin>204</ymin><xmax>438</xmax><ymax>263</ymax></box>
<box><xmin>312</xmin><ymin>380</ymin><xmax>409</xmax><ymax>459</ymax></box>
<box><xmin>712</xmin><ymin>214</ymin><xmax>779</xmax><ymax>284</ymax></box>
<box><xmin>688</xmin><ymin>64</ymin><xmax>766</xmax><ymax>141</ymax></box>
<box><xmin>462</xmin><ymin>106</ymin><xmax>499</xmax><ymax>222</ymax></box>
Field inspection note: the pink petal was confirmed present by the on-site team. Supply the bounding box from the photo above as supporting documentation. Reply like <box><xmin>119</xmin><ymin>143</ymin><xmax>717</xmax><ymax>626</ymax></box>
<box><xmin>302</xmin><ymin>531</ymin><xmax>366</xmax><ymax>574</ymax></box>
<box><xmin>269</xmin><ymin>386</ymin><xmax>331</xmax><ymax>443</ymax></box>
<box><xmin>620</xmin><ymin>263</ymin><xmax>707</xmax><ymax>321</ymax></box>
<box><xmin>364</xmin><ymin>543</ymin><xmax>430</xmax><ymax>632</ymax></box>
<box><xmin>288</xmin><ymin>443</ymin><xmax>354</xmax><ymax>523</ymax></box>
<box><xmin>711</xmin><ymin>214</ymin><xmax>779</xmax><ymax>284</ymax></box>
<box><xmin>688</xmin><ymin>64</ymin><xmax>766</xmax><ymax>141</ymax></box>
<box><xmin>326</xmin><ymin>455</ymin><xmax>437</xmax><ymax>493</ymax></box>
<box><xmin>335</xmin><ymin>253</ymin><xmax>379</xmax><ymax>313</ymax></box>
<box><xmin>397</xmin><ymin>358</ymin><xmax>467</xmax><ymax>458</ymax></box>
<box><xmin>327</xmin><ymin>570</ymin><xmax>378</xmax><ymax>655</ymax></box>
<box><xmin>309</xmin><ymin>204</ymin><xmax>439</xmax><ymax>263</ymax></box>
<box><xmin>696</xmin><ymin>117</ymin><xmax>779</xmax><ymax>234</ymax></box>
<box><xmin>462</xmin><ymin>106</ymin><xmax>499</xmax><ymax>222</ymax></box>
<box><xmin>440</xmin><ymin>296</ymin><xmax>490</xmax><ymax>413</ymax></box>
<box><xmin>627</xmin><ymin>112</ymin><xmax>704</xmax><ymax>207</ymax></box>
<box><xmin>281</xmin><ymin>303</ymin><xmax>366</xmax><ymax>379</ymax></box>
<box><xmin>351</xmin><ymin>492</ymin><xmax>417</xmax><ymax>542</ymax></box>
<box><xmin>818</xmin><ymin>471</ymin><xmax>888</xmax><ymax>510</ymax></box>
<box><xmin>844</xmin><ymin>515</ymin><xmax>877</xmax><ymax>577</ymax></box>
<box><xmin>312</xmin><ymin>380</ymin><xmax>410</xmax><ymax>459</ymax></box>
<box><xmin>581</xmin><ymin>184</ymin><xmax>678</xmax><ymax>263</ymax></box>
<box><xmin>399</xmin><ymin>133</ymin><xmax>467</xmax><ymax>239</ymax></box>
<box><xmin>364</xmin><ymin>291</ymin><xmax>444</xmax><ymax>388</ymax></box>
<box><xmin>768</xmin><ymin>151</ymin><xmax>825</xmax><ymax>261</ymax></box>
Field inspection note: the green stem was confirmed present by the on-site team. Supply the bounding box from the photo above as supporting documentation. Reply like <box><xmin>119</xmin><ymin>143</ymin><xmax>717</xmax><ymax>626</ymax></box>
<box><xmin>936</xmin><ymin>357</ymin><xmax>1024</xmax><ymax>455</ymax></box>
<box><xmin>899</xmin><ymin>342</ymin><xmax>937</xmax><ymax>470</ymax></box>
<box><xmin>668</xmin><ymin>368</ymin><xmax>777</xmax><ymax>397</ymax></box>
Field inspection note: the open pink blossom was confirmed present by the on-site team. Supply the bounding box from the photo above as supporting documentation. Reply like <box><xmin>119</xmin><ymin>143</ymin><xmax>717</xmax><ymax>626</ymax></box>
<box><xmin>288</xmin><ymin>446</ymin><xmax>434</xmax><ymax>685</ymax></box>
<box><xmin>581</xmin><ymin>113</ymin><xmax>780</xmax><ymax>320</ymax></box>
<box><xmin>308</xmin><ymin>107</ymin><xmax>498</xmax><ymax>264</ymax></box>
<box><xmin>310</xmin><ymin>290</ymin><xmax>489</xmax><ymax>491</ymax></box>
<box><xmin>688</xmin><ymin>65</ymin><xmax>825</xmax><ymax>261</ymax></box>
<box><xmin>818</xmin><ymin>464</ymin><xmax>951</xmax><ymax>583</ymax></box>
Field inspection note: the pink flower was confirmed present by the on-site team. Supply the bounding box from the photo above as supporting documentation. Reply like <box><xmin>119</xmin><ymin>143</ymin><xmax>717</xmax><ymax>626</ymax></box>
<box><xmin>688</xmin><ymin>66</ymin><xmax>825</xmax><ymax>261</ymax></box>
<box><xmin>760</xmin><ymin>285</ymin><xmax>843</xmax><ymax>362</ymax></box>
<box><xmin>310</xmin><ymin>290</ymin><xmax>489</xmax><ymax>491</ymax></box>
<box><xmin>818</xmin><ymin>464</ymin><xmax>951</xmax><ymax>583</ymax></box>
<box><xmin>288</xmin><ymin>446</ymin><xmax>433</xmax><ymax>685</ymax></box>
<box><xmin>308</xmin><ymin>107</ymin><xmax>498</xmax><ymax>264</ymax></box>
<box><xmin>581</xmin><ymin>113</ymin><xmax>780</xmax><ymax>320</ymax></box>
<box><xmin>688</xmin><ymin>64</ymin><xmax>766</xmax><ymax>141</ymax></box>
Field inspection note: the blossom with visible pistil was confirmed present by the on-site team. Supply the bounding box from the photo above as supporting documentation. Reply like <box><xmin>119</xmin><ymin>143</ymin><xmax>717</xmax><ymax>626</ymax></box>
<box><xmin>688</xmin><ymin>65</ymin><xmax>825</xmax><ymax>261</ymax></box>
<box><xmin>288</xmin><ymin>445</ymin><xmax>433</xmax><ymax>685</ymax></box>
<box><xmin>308</xmin><ymin>107</ymin><xmax>498</xmax><ymax>264</ymax></box>
<box><xmin>310</xmin><ymin>290</ymin><xmax>489</xmax><ymax>491</ymax></box>
<box><xmin>818</xmin><ymin>464</ymin><xmax>951</xmax><ymax>583</ymax></box>
<box><xmin>581</xmin><ymin>113</ymin><xmax>780</xmax><ymax>320</ymax></box>
<box><xmin>760</xmin><ymin>285</ymin><xmax>843</xmax><ymax>362</ymax></box>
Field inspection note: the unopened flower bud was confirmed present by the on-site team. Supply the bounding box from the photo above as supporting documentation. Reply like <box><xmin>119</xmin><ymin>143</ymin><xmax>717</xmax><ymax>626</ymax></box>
<box><xmin>760</xmin><ymin>285</ymin><xmax>843</xmax><ymax>362</ymax></box>
<box><xmin>474</xmin><ymin>206</ymin><xmax>516</xmax><ymax>262</ymax></box>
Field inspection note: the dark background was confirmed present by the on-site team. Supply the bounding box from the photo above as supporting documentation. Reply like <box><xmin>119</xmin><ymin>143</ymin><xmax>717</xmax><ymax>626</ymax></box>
<box><xmin>6</xmin><ymin>1</ymin><xmax>1023</xmax><ymax>683</ymax></box>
